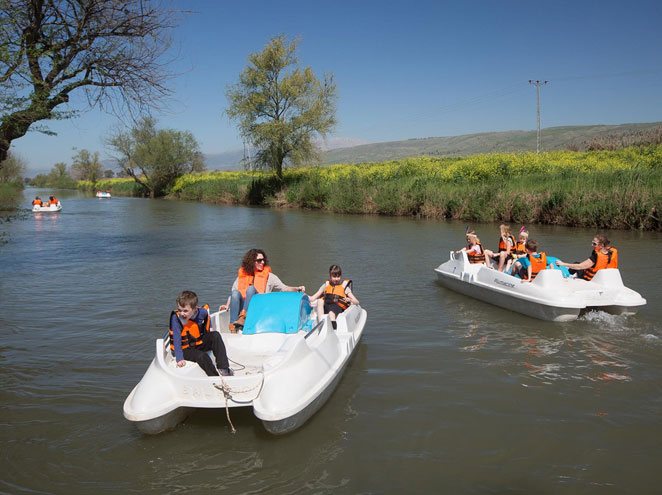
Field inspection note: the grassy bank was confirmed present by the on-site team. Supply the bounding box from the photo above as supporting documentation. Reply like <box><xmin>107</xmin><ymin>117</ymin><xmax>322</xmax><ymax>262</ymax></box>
<box><xmin>171</xmin><ymin>146</ymin><xmax>661</xmax><ymax>231</ymax></box>
<box><xmin>77</xmin><ymin>178</ymin><xmax>143</xmax><ymax>196</ymax></box>
<box><xmin>0</xmin><ymin>182</ymin><xmax>24</xmax><ymax>211</ymax></box>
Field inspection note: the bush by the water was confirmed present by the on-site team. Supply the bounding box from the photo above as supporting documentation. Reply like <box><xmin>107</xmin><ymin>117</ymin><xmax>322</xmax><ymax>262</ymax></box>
<box><xmin>171</xmin><ymin>146</ymin><xmax>661</xmax><ymax>230</ymax></box>
<box><xmin>77</xmin><ymin>178</ymin><xmax>144</xmax><ymax>196</ymax></box>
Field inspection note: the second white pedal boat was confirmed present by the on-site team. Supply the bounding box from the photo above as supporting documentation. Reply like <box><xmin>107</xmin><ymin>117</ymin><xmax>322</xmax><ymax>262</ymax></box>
<box><xmin>435</xmin><ymin>251</ymin><xmax>646</xmax><ymax>322</ymax></box>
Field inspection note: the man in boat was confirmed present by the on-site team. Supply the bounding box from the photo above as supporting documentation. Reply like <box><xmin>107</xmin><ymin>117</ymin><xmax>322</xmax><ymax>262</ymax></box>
<box><xmin>308</xmin><ymin>264</ymin><xmax>360</xmax><ymax>329</ymax></box>
<box><xmin>47</xmin><ymin>195</ymin><xmax>59</xmax><ymax>206</ymax></box>
<box><xmin>219</xmin><ymin>249</ymin><xmax>305</xmax><ymax>332</ymax></box>
<box><xmin>555</xmin><ymin>234</ymin><xmax>618</xmax><ymax>281</ymax></box>
<box><xmin>32</xmin><ymin>196</ymin><xmax>43</xmax><ymax>206</ymax></box>
<box><xmin>170</xmin><ymin>290</ymin><xmax>233</xmax><ymax>376</ymax></box>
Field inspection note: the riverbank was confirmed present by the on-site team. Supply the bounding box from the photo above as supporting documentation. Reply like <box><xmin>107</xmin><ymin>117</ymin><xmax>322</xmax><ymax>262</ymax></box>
<box><xmin>79</xmin><ymin>146</ymin><xmax>662</xmax><ymax>231</ymax></box>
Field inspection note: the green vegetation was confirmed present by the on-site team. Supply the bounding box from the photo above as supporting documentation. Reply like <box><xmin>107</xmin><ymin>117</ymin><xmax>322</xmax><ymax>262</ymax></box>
<box><xmin>31</xmin><ymin>162</ymin><xmax>79</xmax><ymax>189</ymax></box>
<box><xmin>0</xmin><ymin>182</ymin><xmax>22</xmax><ymax>211</ymax></box>
<box><xmin>77</xmin><ymin>178</ymin><xmax>142</xmax><ymax>196</ymax></box>
<box><xmin>107</xmin><ymin>117</ymin><xmax>205</xmax><ymax>198</ymax></box>
<box><xmin>0</xmin><ymin>154</ymin><xmax>25</xmax><ymax>211</ymax></box>
<box><xmin>172</xmin><ymin>146</ymin><xmax>661</xmax><ymax>231</ymax></box>
<box><xmin>226</xmin><ymin>35</ymin><xmax>336</xmax><ymax>179</ymax></box>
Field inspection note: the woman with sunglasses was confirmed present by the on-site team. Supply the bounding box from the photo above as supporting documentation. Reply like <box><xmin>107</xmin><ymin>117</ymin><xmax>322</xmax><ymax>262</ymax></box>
<box><xmin>555</xmin><ymin>234</ymin><xmax>618</xmax><ymax>281</ymax></box>
<box><xmin>219</xmin><ymin>248</ymin><xmax>305</xmax><ymax>332</ymax></box>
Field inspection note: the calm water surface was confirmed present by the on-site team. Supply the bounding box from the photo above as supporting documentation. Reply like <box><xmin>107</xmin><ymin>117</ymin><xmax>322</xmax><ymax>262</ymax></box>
<box><xmin>1</xmin><ymin>188</ymin><xmax>661</xmax><ymax>494</ymax></box>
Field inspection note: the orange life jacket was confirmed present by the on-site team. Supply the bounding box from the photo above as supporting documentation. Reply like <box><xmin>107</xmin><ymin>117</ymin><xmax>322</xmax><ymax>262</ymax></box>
<box><xmin>514</xmin><ymin>241</ymin><xmax>527</xmax><ymax>256</ymax></box>
<box><xmin>50</xmin><ymin>197</ymin><xmax>58</xmax><ymax>204</ymax></box>
<box><xmin>237</xmin><ymin>265</ymin><xmax>272</xmax><ymax>298</ymax></box>
<box><xmin>32</xmin><ymin>199</ymin><xmax>42</xmax><ymax>206</ymax></box>
<box><xmin>498</xmin><ymin>234</ymin><xmax>516</xmax><ymax>252</ymax></box>
<box><xmin>324</xmin><ymin>279</ymin><xmax>352</xmax><ymax>310</ymax></box>
<box><xmin>528</xmin><ymin>252</ymin><xmax>547</xmax><ymax>280</ymax></box>
<box><xmin>467</xmin><ymin>243</ymin><xmax>485</xmax><ymax>264</ymax></box>
<box><xmin>583</xmin><ymin>247</ymin><xmax>618</xmax><ymax>281</ymax></box>
<box><xmin>169</xmin><ymin>304</ymin><xmax>210</xmax><ymax>353</ymax></box>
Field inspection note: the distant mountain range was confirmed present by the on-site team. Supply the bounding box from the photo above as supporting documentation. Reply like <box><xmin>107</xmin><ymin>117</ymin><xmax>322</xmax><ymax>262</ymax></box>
<box><xmin>201</xmin><ymin>122</ymin><xmax>661</xmax><ymax>170</ymax></box>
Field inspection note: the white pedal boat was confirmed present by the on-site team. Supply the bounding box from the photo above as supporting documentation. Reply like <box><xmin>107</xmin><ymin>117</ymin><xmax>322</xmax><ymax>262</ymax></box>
<box><xmin>96</xmin><ymin>191</ymin><xmax>111</xmax><ymax>198</ymax></box>
<box><xmin>123</xmin><ymin>292</ymin><xmax>367</xmax><ymax>435</ymax></box>
<box><xmin>434</xmin><ymin>251</ymin><xmax>646</xmax><ymax>322</ymax></box>
<box><xmin>32</xmin><ymin>202</ymin><xmax>62</xmax><ymax>212</ymax></box>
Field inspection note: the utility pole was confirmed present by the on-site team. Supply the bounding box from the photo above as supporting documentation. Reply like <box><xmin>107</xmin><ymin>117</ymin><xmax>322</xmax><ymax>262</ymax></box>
<box><xmin>529</xmin><ymin>80</ymin><xmax>548</xmax><ymax>153</ymax></box>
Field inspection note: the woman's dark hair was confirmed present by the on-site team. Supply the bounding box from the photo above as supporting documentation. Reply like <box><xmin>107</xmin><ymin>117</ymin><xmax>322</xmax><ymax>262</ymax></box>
<box><xmin>241</xmin><ymin>248</ymin><xmax>268</xmax><ymax>275</ymax></box>
<box><xmin>595</xmin><ymin>233</ymin><xmax>610</xmax><ymax>247</ymax></box>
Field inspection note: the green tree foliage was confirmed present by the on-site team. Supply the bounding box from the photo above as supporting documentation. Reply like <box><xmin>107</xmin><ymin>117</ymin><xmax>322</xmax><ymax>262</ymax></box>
<box><xmin>0</xmin><ymin>152</ymin><xmax>25</xmax><ymax>184</ymax></box>
<box><xmin>226</xmin><ymin>36</ymin><xmax>337</xmax><ymax>180</ymax></box>
<box><xmin>70</xmin><ymin>149</ymin><xmax>103</xmax><ymax>182</ymax></box>
<box><xmin>0</xmin><ymin>0</ymin><xmax>178</xmax><ymax>168</ymax></box>
<box><xmin>30</xmin><ymin>161</ymin><xmax>76</xmax><ymax>188</ymax></box>
<box><xmin>108</xmin><ymin>117</ymin><xmax>205</xmax><ymax>197</ymax></box>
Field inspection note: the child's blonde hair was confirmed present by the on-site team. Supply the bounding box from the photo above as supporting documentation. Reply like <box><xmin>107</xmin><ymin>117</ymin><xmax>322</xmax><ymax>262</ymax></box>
<box><xmin>499</xmin><ymin>224</ymin><xmax>512</xmax><ymax>237</ymax></box>
<box><xmin>466</xmin><ymin>231</ymin><xmax>480</xmax><ymax>244</ymax></box>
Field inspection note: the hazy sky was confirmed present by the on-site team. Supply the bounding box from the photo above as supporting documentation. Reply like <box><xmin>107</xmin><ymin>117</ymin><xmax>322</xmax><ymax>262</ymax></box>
<box><xmin>11</xmin><ymin>0</ymin><xmax>662</xmax><ymax>174</ymax></box>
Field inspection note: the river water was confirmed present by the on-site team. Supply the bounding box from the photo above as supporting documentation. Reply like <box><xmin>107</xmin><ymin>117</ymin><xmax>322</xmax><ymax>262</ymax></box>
<box><xmin>1</xmin><ymin>188</ymin><xmax>661</xmax><ymax>494</ymax></box>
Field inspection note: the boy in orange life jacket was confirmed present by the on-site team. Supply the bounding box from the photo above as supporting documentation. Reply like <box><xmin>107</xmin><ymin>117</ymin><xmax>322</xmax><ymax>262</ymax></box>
<box><xmin>32</xmin><ymin>196</ymin><xmax>43</xmax><ymax>206</ymax></box>
<box><xmin>555</xmin><ymin>234</ymin><xmax>618</xmax><ymax>281</ymax></box>
<box><xmin>308</xmin><ymin>265</ymin><xmax>360</xmax><ymax>330</ymax></box>
<box><xmin>219</xmin><ymin>248</ymin><xmax>305</xmax><ymax>332</ymax></box>
<box><xmin>511</xmin><ymin>239</ymin><xmax>547</xmax><ymax>281</ymax></box>
<box><xmin>170</xmin><ymin>290</ymin><xmax>233</xmax><ymax>376</ymax></box>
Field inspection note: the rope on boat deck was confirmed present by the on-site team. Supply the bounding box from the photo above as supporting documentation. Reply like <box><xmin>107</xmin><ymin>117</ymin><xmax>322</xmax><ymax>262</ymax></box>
<box><xmin>213</xmin><ymin>372</ymin><xmax>265</xmax><ymax>434</ymax></box>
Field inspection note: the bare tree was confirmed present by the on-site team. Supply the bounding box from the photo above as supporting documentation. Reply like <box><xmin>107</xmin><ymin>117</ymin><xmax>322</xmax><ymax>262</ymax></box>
<box><xmin>0</xmin><ymin>0</ymin><xmax>179</xmax><ymax>169</ymax></box>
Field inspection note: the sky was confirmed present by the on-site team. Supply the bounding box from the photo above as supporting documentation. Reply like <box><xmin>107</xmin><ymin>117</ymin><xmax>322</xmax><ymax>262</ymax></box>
<box><xmin>11</xmin><ymin>0</ymin><xmax>662</xmax><ymax>175</ymax></box>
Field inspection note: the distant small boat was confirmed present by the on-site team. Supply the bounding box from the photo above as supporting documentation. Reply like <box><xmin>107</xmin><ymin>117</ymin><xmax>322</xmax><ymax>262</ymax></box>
<box><xmin>96</xmin><ymin>191</ymin><xmax>112</xmax><ymax>198</ymax></box>
<box><xmin>32</xmin><ymin>202</ymin><xmax>62</xmax><ymax>212</ymax></box>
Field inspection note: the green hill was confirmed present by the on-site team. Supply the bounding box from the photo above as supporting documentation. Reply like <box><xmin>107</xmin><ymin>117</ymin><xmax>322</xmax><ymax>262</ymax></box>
<box><xmin>321</xmin><ymin>122</ymin><xmax>662</xmax><ymax>164</ymax></box>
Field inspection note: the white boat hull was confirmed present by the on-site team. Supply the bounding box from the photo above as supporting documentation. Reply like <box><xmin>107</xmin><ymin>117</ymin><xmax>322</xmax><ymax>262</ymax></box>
<box><xmin>96</xmin><ymin>192</ymin><xmax>112</xmax><ymax>198</ymax></box>
<box><xmin>32</xmin><ymin>203</ymin><xmax>62</xmax><ymax>212</ymax></box>
<box><xmin>435</xmin><ymin>251</ymin><xmax>646</xmax><ymax>322</ymax></box>
<box><xmin>123</xmin><ymin>301</ymin><xmax>367</xmax><ymax>434</ymax></box>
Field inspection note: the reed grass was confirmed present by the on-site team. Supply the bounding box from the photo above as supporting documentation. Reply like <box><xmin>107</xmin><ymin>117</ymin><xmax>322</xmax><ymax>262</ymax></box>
<box><xmin>168</xmin><ymin>146</ymin><xmax>660</xmax><ymax>231</ymax></box>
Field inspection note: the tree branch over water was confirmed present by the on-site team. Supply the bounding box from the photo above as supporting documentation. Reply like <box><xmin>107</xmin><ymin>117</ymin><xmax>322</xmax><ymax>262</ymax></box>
<box><xmin>0</xmin><ymin>0</ymin><xmax>180</xmax><ymax>167</ymax></box>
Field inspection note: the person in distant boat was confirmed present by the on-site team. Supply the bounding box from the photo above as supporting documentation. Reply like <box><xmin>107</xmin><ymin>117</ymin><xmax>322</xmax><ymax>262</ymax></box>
<box><xmin>516</xmin><ymin>239</ymin><xmax>547</xmax><ymax>282</ymax></box>
<box><xmin>308</xmin><ymin>264</ymin><xmax>359</xmax><ymax>329</ymax></box>
<box><xmin>456</xmin><ymin>230</ymin><xmax>486</xmax><ymax>264</ymax></box>
<box><xmin>219</xmin><ymin>249</ymin><xmax>305</xmax><ymax>332</ymax></box>
<box><xmin>47</xmin><ymin>195</ymin><xmax>59</xmax><ymax>206</ymax></box>
<box><xmin>487</xmin><ymin>224</ymin><xmax>516</xmax><ymax>272</ymax></box>
<box><xmin>32</xmin><ymin>196</ymin><xmax>43</xmax><ymax>206</ymax></box>
<box><xmin>555</xmin><ymin>234</ymin><xmax>618</xmax><ymax>281</ymax></box>
<box><xmin>170</xmin><ymin>290</ymin><xmax>233</xmax><ymax>376</ymax></box>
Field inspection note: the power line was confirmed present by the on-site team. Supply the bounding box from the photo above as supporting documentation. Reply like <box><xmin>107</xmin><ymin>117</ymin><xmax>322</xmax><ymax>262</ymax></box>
<box><xmin>529</xmin><ymin>80</ymin><xmax>548</xmax><ymax>153</ymax></box>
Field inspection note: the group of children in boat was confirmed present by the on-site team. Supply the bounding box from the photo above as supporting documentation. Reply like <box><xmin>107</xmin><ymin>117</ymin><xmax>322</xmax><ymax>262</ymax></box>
<box><xmin>31</xmin><ymin>195</ymin><xmax>59</xmax><ymax>207</ymax></box>
<box><xmin>170</xmin><ymin>248</ymin><xmax>360</xmax><ymax>378</ymax></box>
<box><xmin>457</xmin><ymin>224</ymin><xmax>618</xmax><ymax>282</ymax></box>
